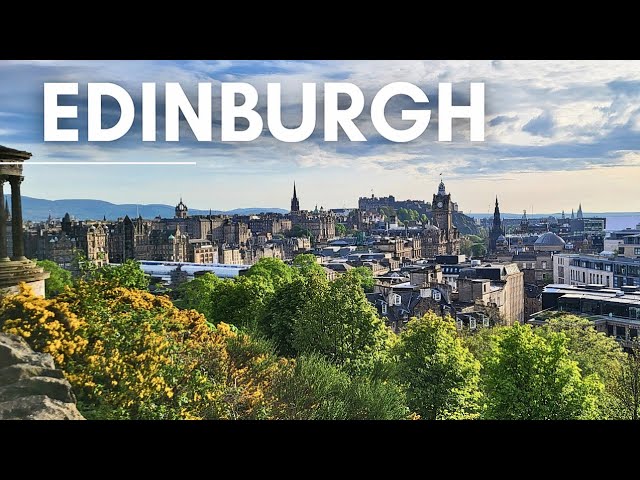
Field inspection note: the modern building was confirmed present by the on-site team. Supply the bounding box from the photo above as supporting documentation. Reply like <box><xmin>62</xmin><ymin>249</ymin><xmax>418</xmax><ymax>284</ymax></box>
<box><xmin>531</xmin><ymin>283</ymin><xmax>640</xmax><ymax>350</ymax></box>
<box><xmin>553</xmin><ymin>253</ymin><xmax>640</xmax><ymax>288</ymax></box>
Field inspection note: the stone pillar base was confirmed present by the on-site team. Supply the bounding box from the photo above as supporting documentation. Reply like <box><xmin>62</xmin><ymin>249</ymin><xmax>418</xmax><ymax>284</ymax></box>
<box><xmin>0</xmin><ymin>259</ymin><xmax>50</xmax><ymax>298</ymax></box>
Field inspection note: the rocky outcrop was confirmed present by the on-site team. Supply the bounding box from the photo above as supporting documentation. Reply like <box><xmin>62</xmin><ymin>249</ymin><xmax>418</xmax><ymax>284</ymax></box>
<box><xmin>0</xmin><ymin>333</ymin><xmax>84</xmax><ymax>420</ymax></box>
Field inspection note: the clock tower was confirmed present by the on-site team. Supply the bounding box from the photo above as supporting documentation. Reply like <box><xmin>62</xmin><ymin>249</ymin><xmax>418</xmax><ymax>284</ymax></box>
<box><xmin>432</xmin><ymin>179</ymin><xmax>453</xmax><ymax>231</ymax></box>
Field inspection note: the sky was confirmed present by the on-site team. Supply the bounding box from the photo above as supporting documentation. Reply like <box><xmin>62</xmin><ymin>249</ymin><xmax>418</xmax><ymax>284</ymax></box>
<box><xmin>0</xmin><ymin>60</ymin><xmax>639</xmax><ymax>215</ymax></box>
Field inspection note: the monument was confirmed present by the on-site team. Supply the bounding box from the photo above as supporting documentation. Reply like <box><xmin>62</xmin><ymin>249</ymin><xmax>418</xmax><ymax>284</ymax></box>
<box><xmin>0</xmin><ymin>145</ymin><xmax>49</xmax><ymax>297</ymax></box>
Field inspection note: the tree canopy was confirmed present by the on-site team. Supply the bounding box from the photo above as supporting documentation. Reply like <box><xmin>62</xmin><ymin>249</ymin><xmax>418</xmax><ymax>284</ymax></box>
<box><xmin>393</xmin><ymin>312</ymin><xmax>482</xmax><ymax>419</ymax></box>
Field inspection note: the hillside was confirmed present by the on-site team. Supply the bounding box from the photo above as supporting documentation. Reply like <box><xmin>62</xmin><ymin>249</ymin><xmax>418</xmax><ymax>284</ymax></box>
<box><xmin>10</xmin><ymin>196</ymin><xmax>288</xmax><ymax>221</ymax></box>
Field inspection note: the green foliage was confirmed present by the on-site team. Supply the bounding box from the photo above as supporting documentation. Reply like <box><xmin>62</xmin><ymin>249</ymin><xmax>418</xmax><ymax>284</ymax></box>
<box><xmin>482</xmin><ymin>323</ymin><xmax>602</xmax><ymax>420</ymax></box>
<box><xmin>173</xmin><ymin>272</ymin><xmax>221</xmax><ymax>318</ymax></box>
<box><xmin>244</xmin><ymin>257</ymin><xmax>295</xmax><ymax>292</ymax></box>
<box><xmin>77</xmin><ymin>256</ymin><xmax>149</xmax><ymax>290</ymax></box>
<box><xmin>291</xmin><ymin>253</ymin><xmax>325</xmax><ymax>277</ymax></box>
<box><xmin>335</xmin><ymin>223</ymin><xmax>347</xmax><ymax>237</ymax></box>
<box><xmin>539</xmin><ymin>315</ymin><xmax>625</xmax><ymax>418</ymax></box>
<box><xmin>293</xmin><ymin>272</ymin><xmax>393</xmax><ymax>375</ymax></box>
<box><xmin>287</xmin><ymin>225</ymin><xmax>313</xmax><ymax>239</ymax></box>
<box><xmin>460</xmin><ymin>234</ymin><xmax>487</xmax><ymax>258</ymax></box>
<box><xmin>271</xmin><ymin>354</ymin><xmax>409</xmax><ymax>420</ymax></box>
<box><xmin>259</xmin><ymin>273</ymin><xmax>328</xmax><ymax>357</ymax></box>
<box><xmin>396</xmin><ymin>208</ymin><xmax>421</xmax><ymax>224</ymax></box>
<box><xmin>209</xmin><ymin>276</ymin><xmax>273</xmax><ymax>332</ymax></box>
<box><xmin>37</xmin><ymin>259</ymin><xmax>72</xmax><ymax>297</ymax></box>
<box><xmin>348</xmin><ymin>266</ymin><xmax>375</xmax><ymax>293</ymax></box>
<box><xmin>379</xmin><ymin>206</ymin><xmax>395</xmax><ymax>221</ymax></box>
<box><xmin>470</xmin><ymin>243</ymin><xmax>487</xmax><ymax>258</ymax></box>
<box><xmin>393</xmin><ymin>312</ymin><xmax>482</xmax><ymax>419</ymax></box>
<box><xmin>611</xmin><ymin>342</ymin><xmax>640</xmax><ymax>420</ymax></box>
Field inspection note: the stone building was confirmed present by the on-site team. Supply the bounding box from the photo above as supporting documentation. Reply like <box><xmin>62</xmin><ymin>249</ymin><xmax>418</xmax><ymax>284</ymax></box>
<box><xmin>430</xmin><ymin>179</ymin><xmax>460</xmax><ymax>255</ymax></box>
<box><xmin>147</xmin><ymin>226</ymin><xmax>188</xmax><ymax>262</ymax></box>
<box><xmin>417</xmin><ymin>180</ymin><xmax>461</xmax><ymax>257</ymax></box>
<box><xmin>219</xmin><ymin>245</ymin><xmax>243</xmax><ymax>264</ymax></box>
<box><xmin>26</xmin><ymin>214</ymin><xmax>110</xmax><ymax>267</ymax></box>
<box><xmin>189</xmin><ymin>240</ymin><xmax>218</xmax><ymax>264</ymax></box>
<box><xmin>288</xmin><ymin>184</ymin><xmax>336</xmax><ymax>243</ymax></box>
<box><xmin>247</xmin><ymin>214</ymin><xmax>292</xmax><ymax>236</ymax></box>
<box><xmin>455</xmin><ymin>263</ymin><xmax>524</xmax><ymax>325</ymax></box>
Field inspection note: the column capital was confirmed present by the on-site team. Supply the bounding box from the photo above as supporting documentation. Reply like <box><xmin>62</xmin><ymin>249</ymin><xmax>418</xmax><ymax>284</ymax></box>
<box><xmin>8</xmin><ymin>175</ymin><xmax>24</xmax><ymax>186</ymax></box>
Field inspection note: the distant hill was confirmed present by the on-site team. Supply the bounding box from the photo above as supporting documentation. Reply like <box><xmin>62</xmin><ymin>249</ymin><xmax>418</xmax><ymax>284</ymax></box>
<box><xmin>452</xmin><ymin>211</ymin><xmax>482</xmax><ymax>235</ymax></box>
<box><xmin>10</xmin><ymin>196</ymin><xmax>288</xmax><ymax>221</ymax></box>
<box><xmin>423</xmin><ymin>211</ymin><xmax>481</xmax><ymax>235</ymax></box>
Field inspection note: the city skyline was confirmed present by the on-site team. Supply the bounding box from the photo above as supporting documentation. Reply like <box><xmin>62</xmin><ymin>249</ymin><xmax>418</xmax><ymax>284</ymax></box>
<box><xmin>1</xmin><ymin>60</ymin><xmax>639</xmax><ymax>213</ymax></box>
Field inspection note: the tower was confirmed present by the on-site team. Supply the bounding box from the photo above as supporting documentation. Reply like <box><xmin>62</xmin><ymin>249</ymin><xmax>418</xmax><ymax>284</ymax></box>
<box><xmin>175</xmin><ymin>197</ymin><xmax>188</xmax><ymax>219</ymax></box>
<box><xmin>432</xmin><ymin>179</ymin><xmax>452</xmax><ymax>232</ymax></box>
<box><xmin>489</xmin><ymin>196</ymin><xmax>505</xmax><ymax>252</ymax></box>
<box><xmin>577</xmin><ymin>203</ymin><xmax>583</xmax><ymax>219</ymax></box>
<box><xmin>520</xmin><ymin>209</ymin><xmax>529</xmax><ymax>234</ymax></box>
<box><xmin>431</xmin><ymin>178</ymin><xmax>460</xmax><ymax>255</ymax></box>
<box><xmin>290</xmin><ymin>182</ymin><xmax>300</xmax><ymax>213</ymax></box>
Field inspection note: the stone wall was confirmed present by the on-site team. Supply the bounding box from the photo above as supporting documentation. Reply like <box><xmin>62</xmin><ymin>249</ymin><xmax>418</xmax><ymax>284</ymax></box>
<box><xmin>0</xmin><ymin>333</ymin><xmax>84</xmax><ymax>420</ymax></box>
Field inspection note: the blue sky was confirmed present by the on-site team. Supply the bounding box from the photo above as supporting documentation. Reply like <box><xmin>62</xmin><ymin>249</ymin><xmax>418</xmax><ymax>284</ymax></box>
<box><xmin>1</xmin><ymin>60</ymin><xmax>639</xmax><ymax>214</ymax></box>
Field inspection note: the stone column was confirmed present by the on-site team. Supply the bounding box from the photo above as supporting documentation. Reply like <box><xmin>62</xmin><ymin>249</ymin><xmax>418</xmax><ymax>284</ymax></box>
<box><xmin>0</xmin><ymin>178</ymin><xmax>7</xmax><ymax>261</ymax></box>
<box><xmin>10</xmin><ymin>176</ymin><xmax>25</xmax><ymax>261</ymax></box>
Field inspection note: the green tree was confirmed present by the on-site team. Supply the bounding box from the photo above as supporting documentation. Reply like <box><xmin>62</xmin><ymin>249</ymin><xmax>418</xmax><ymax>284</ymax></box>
<box><xmin>393</xmin><ymin>312</ymin><xmax>482</xmax><ymax>420</ymax></box>
<box><xmin>173</xmin><ymin>273</ymin><xmax>221</xmax><ymax>319</ymax></box>
<box><xmin>349</xmin><ymin>266</ymin><xmax>375</xmax><ymax>293</ymax></box>
<box><xmin>540</xmin><ymin>315</ymin><xmax>624</xmax><ymax>380</ymax></box>
<box><xmin>209</xmin><ymin>276</ymin><xmax>273</xmax><ymax>331</ymax></box>
<box><xmin>335</xmin><ymin>223</ymin><xmax>347</xmax><ymax>237</ymax></box>
<box><xmin>611</xmin><ymin>342</ymin><xmax>640</xmax><ymax>420</ymax></box>
<box><xmin>259</xmin><ymin>272</ymin><xmax>328</xmax><ymax>357</ymax></box>
<box><xmin>482</xmin><ymin>323</ymin><xmax>602</xmax><ymax>420</ymax></box>
<box><xmin>471</xmin><ymin>243</ymin><xmax>487</xmax><ymax>258</ymax></box>
<box><xmin>244</xmin><ymin>257</ymin><xmax>294</xmax><ymax>292</ymax></box>
<box><xmin>292</xmin><ymin>253</ymin><xmax>325</xmax><ymax>277</ymax></box>
<box><xmin>379</xmin><ymin>206</ymin><xmax>395</xmax><ymax>221</ymax></box>
<box><xmin>293</xmin><ymin>272</ymin><xmax>393</xmax><ymax>375</ymax></box>
<box><xmin>271</xmin><ymin>354</ymin><xmax>409</xmax><ymax>420</ymax></box>
<box><xmin>77</xmin><ymin>257</ymin><xmax>149</xmax><ymax>290</ymax></box>
<box><xmin>287</xmin><ymin>225</ymin><xmax>312</xmax><ymax>239</ymax></box>
<box><xmin>37</xmin><ymin>259</ymin><xmax>73</xmax><ymax>297</ymax></box>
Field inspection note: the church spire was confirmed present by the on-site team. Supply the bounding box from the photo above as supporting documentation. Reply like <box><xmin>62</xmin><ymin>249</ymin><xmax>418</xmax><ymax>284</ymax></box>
<box><xmin>577</xmin><ymin>203</ymin><xmax>583</xmax><ymax>219</ymax></box>
<box><xmin>290</xmin><ymin>182</ymin><xmax>300</xmax><ymax>213</ymax></box>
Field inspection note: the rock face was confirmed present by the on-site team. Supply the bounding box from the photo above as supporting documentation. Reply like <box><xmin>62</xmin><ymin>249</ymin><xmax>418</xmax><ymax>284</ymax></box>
<box><xmin>0</xmin><ymin>333</ymin><xmax>84</xmax><ymax>420</ymax></box>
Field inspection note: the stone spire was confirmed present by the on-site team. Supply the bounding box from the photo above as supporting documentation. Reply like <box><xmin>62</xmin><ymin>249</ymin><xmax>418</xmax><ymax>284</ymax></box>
<box><xmin>290</xmin><ymin>182</ymin><xmax>300</xmax><ymax>213</ymax></box>
<box><xmin>577</xmin><ymin>203</ymin><xmax>583</xmax><ymax>219</ymax></box>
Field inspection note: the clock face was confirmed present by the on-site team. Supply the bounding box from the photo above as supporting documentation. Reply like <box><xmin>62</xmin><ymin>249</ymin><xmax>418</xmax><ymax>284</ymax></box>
<box><xmin>437</xmin><ymin>201</ymin><xmax>443</xmax><ymax>208</ymax></box>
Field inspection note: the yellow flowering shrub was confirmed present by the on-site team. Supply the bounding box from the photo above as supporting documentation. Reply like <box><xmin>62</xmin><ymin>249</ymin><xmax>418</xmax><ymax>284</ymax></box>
<box><xmin>0</xmin><ymin>280</ymin><xmax>289</xmax><ymax>419</ymax></box>
<box><xmin>0</xmin><ymin>283</ymin><xmax>87</xmax><ymax>367</ymax></box>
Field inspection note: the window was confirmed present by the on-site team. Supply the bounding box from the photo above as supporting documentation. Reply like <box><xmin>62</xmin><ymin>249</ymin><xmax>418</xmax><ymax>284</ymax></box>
<box><xmin>635</xmin><ymin>248</ymin><xmax>640</xmax><ymax>255</ymax></box>
<box><xmin>616</xmin><ymin>325</ymin><xmax>627</xmax><ymax>339</ymax></box>
<box><xmin>607</xmin><ymin>325</ymin><xmax>614</xmax><ymax>336</ymax></box>
<box><xmin>542</xmin><ymin>261</ymin><xmax>547</xmax><ymax>269</ymax></box>
<box><xmin>631</xmin><ymin>329</ymin><xmax>638</xmax><ymax>340</ymax></box>
<box><xmin>381</xmin><ymin>303</ymin><xmax>387</xmax><ymax>315</ymax></box>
